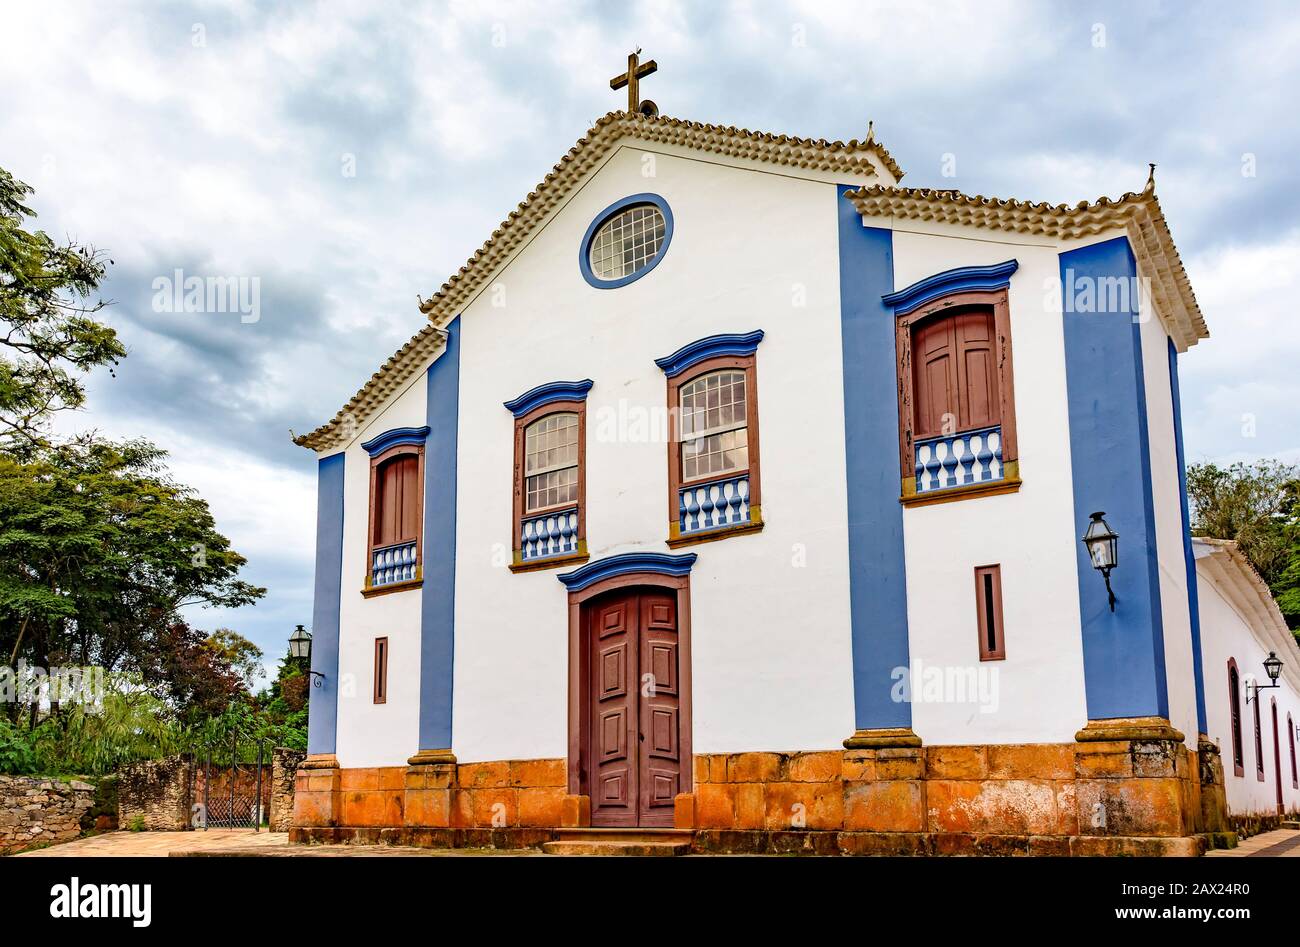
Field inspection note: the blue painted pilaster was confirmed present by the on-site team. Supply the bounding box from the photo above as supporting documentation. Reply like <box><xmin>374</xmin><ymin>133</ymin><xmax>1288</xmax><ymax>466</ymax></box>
<box><xmin>1061</xmin><ymin>237</ymin><xmax>1168</xmax><ymax>721</ymax></box>
<box><xmin>836</xmin><ymin>185</ymin><xmax>911</xmax><ymax>732</ymax></box>
<box><xmin>418</xmin><ymin>318</ymin><xmax>460</xmax><ymax>752</ymax></box>
<box><xmin>1168</xmin><ymin>339</ymin><xmax>1208</xmax><ymax>734</ymax></box>
<box><xmin>307</xmin><ymin>452</ymin><xmax>345</xmax><ymax>756</ymax></box>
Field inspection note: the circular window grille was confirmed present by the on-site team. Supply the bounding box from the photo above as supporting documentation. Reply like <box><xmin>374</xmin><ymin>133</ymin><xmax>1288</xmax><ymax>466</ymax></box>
<box><xmin>587</xmin><ymin>203</ymin><xmax>667</xmax><ymax>281</ymax></box>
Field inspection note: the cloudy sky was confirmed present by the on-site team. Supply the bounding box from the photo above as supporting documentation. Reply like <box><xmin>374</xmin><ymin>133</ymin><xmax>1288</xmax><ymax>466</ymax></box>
<box><xmin>4</xmin><ymin>1</ymin><xmax>1297</xmax><ymax>683</ymax></box>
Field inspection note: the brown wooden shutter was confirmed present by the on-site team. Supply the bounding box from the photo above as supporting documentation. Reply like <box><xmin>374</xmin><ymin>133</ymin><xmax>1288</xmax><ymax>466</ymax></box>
<box><xmin>954</xmin><ymin>309</ymin><xmax>1000</xmax><ymax>430</ymax></box>
<box><xmin>912</xmin><ymin>308</ymin><xmax>999</xmax><ymax>439</ymax></box>
<box><xmin>373</xmin><ymin>454</ymin><xmax>420</xmax><ymax>546</ymax></box>
<box><xmin>912</xmin><ymin>316</ymin><xmax>958</xmax><ymax>440</ymax></box>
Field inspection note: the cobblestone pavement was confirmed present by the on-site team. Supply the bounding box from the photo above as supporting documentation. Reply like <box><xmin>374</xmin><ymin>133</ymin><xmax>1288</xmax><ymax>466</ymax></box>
<box><xmin>1205</xmin><ymin>828</ymin><xmax>1300</xmax><ymax>857</ymax></box>
<box><xmin>13</xmin><ymin>830</ymin><xmax>290</xmax><ymax>857</ymax></box>
<box><xmin>15</xmin><ymin>827</ymin><xmax>1300</xmax><ymax>857</ymax></box>
<box><xmin>10</xmin><ymin>830</ymin><xmax>539</xmax><ymax>856</ymax></box>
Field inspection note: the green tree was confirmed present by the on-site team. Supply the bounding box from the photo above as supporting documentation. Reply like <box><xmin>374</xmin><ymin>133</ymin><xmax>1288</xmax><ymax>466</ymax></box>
<box><xmin>205</xmin><ymin>628</ymin><xmax>264</xmax><ymax>691</ymax></box>
<box><xmin>1187</xmin><ymin>459</ymin><xmax>1300</xmax><ymax>635</ymax></box>
<box><xmin>0</xmin><ymin>437</ymin><xmax>265</xmax><ymax>719</ymax></box>
<box><xmin>0</xmin><ymin>167</ymin><xmax>125</xmax><ymax>454</ymax></box>
<box><xmin>0</xmin><ymin>164</ymin><xmax>273</xmax><ymax>765</ymax></box>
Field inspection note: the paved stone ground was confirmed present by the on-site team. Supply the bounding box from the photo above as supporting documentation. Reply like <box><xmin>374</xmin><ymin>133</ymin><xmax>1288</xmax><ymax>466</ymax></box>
<box><xmin>13</xmin><ymin>830</ymin><xmax>290</xmax><ymax>857</ymax></box>
<box><xmin>13</xmin><ymin>827</ymin><xmax>1300</xmax><ymax>857</ymax></box>
<box><xmin>10</xmin><ymin>830</ymin><xmax>539</xmax><ymax>857</ymax></box>
<box><xmin>1205</xmin><ymin>828</ymin><xmax>1300</xmax><ymax>857</ymax></box>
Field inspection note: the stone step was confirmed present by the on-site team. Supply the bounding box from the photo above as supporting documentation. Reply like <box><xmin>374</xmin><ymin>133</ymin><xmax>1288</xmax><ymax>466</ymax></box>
<box><xmin>542</xmin><ymin>840</ymin><xmax>690</xmax><ymax>856</ymax></box>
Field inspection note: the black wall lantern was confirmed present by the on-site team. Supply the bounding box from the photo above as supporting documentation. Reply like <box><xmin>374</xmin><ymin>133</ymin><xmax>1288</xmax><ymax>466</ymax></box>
<box><xmin>1246</xmin><ymin>651</ymin><xmax>1283</xmax><ymax>704</ymax></box>
<box><xmin>289</xmin><ymin>624</ymin><xmax>325</xmax><ymax>688</ymax></box>
<box><xmin>1082</xmin><ymin>511</ymin><xmax>1119</xmax><ymax>611</ymax></box>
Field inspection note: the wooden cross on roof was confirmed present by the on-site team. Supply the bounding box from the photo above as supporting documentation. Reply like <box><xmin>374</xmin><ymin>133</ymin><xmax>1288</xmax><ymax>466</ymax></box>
<box><xmin>610</xmin><ymin>49</ymin><xmax>657</xmax><ymax>114</ymax></box>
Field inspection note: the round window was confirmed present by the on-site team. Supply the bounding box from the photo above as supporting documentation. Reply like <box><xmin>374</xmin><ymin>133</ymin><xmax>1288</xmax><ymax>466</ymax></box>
<box><xmin>580</xmin><ymin>194</ymin><xmax>673</xmax><ymax>289</ymax></box>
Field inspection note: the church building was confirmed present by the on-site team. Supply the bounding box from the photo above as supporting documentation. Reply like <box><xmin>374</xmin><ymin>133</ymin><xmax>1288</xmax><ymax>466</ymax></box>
<box><xmin>290</xmin><ymin>55</ymin><xmax>1300</xmax><ymax>855</ymax></box>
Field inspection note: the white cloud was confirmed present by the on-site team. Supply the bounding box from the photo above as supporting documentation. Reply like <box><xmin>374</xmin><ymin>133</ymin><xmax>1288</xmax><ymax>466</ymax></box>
<box><xmin>6</xmin><ymin>0</ymin><xmax>1300</xmax><ymax>660</ymax></box>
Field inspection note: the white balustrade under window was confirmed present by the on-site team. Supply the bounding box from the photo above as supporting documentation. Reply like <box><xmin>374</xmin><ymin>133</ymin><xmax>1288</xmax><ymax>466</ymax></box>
<box><xmin>520</xmin><ymin>506</ymin><xmax>580</xmax><ymax>561</ymax></box>
<box><xmin>914</xmin><ymin>425</ymin><xmax>1003</xmax><ymax>494</ymax></box>
<box><xmin>371</xmin><ymin>540</ymin><xmax>418</xmax><ymax>587</ymax></box>
<box><xmin>678</xmin><ymin>473</ymin><xmax>751</xmax><ymax>535</ymax></box>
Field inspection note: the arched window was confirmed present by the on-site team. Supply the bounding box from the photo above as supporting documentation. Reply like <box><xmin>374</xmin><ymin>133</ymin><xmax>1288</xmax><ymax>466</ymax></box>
<box><xmin>1227</xmin><ymin>659</ymin><xmax>1244</xmax><ymax>777</ymax></box>
<box><xmin>664</xmin><ymin>350</ymin><xmax>764</xmax><ymax>546</ymax></box>
<box><xmin>373</xmin><ymin>452</ymin><xmax>420</xmax><ymax>546</ymax></box>
<box><xmin>891</xmin><ymin>285</ymin><xmax>1019</xmax><ymax>503</ymax></box>
<box><xmin>679</xmin><ymin>370</ymin><xmax>748</xmax><ymax>482</ymax></box>
<box><xmin>508</xmin><ymin>389</ymin><xmax>589</xmax><ymax>572</ymax></box>
<box><xmin>364</xmin><ymin>441</ymin><xmax>425</xmax><ymax>594</ymax></box>
<box><xmin>524</xmin><ymin>412</ymin><xmax>579</xmax><ymax>512</ymax></box>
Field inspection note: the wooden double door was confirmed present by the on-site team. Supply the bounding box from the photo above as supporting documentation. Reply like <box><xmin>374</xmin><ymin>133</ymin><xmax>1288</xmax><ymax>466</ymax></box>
<box><xmin>585</xmin><ymin>588</ymin><xmax>683</xmax><ymax>827</ymax></box>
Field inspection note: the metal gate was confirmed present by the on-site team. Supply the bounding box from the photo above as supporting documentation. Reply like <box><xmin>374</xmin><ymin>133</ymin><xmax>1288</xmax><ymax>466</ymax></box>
<box><xmin>188</xmin><ymin>737</ymin><xmax>269</xmax><ymax>830</ymax></box>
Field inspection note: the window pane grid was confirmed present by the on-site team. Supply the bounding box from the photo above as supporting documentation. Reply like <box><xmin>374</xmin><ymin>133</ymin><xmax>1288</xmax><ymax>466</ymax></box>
<box><xmin>679</xmin><ymin>370</ymin><xmax>748</xmax><ymax>481</ymax></box>
<box><xmin>524</xmin><ymin>412</ymin><xmax>578</xmax><ymax>512</ymax></box>
<box><xmin>680</xmin><ymin>371</ymin><xmax>746</xmax><ymax>439</ymax></box>
<box><xmin>682</xmin><ymin>428</ymin><xmax>748</xmax><ymax>481</ymax></box>
<box><xmin>526</xmin><ymin>467</ymin><xmax>578</xmax><ymax>512</ymax></box>
<box><xmin>525</xmin><ymin>413</ymin><xmax>578</xmax><ymax>475</ymax></box>
<box><xmin>589</xmin><ymin>205</ymin><xmax>666</xmax><ymax>280</ymax></box>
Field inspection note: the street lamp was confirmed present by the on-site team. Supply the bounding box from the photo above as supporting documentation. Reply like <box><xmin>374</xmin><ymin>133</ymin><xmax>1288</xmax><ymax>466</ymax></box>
<box><xmin>1246</xmin><ymin>651</ymin><xmax>1283</xmax><ymax>704</ymax></box>
<box><xmin>1082</xmin><ymin>511</ymin><xmax>1119</xmax><ymax>612</ymax></box>
<box><xmin>289</xmin><ymin>624</ymin><xmax>325</xmax><ymax>688</ymax></box>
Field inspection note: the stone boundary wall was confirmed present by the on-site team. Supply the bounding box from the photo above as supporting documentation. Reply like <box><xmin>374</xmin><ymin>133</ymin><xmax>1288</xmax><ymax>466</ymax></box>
<box><xmin>118</xmin><ymin>756</ymin><xmax>193</xmax><ymax>831</ymax></box>
<box><xmin>119</xmin><ymin>751</ymin><xmax>302</xmax><ymax>832</ymax></box>
<box><xmin>270</xmin><ymin>748</ymin><xmax>306</xmax><ymax>832</ymax></box>
<box><xmin>0</xmin><ymin>775</ymin><xmax>95</xmax><ymax>854</ymax></box>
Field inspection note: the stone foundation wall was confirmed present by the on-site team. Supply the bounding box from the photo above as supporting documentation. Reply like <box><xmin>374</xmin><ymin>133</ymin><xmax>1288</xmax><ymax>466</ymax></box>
<box><xmin>293</xmin><ymin>738</ymin><xmax>1229</xmax><ymax>856</ymax></box>
<box><xmin>297</xmin><ymin>758</ymin><xmax>567</xmax><ymax>829</ymax></box>
<box><xmin>688</xmin><ymin>742</ymin><xmax>1209</xmax><ymax>854</ymax></box>
<box><xmin>1229</xmin><ymin>810</ymin><xmax>1300</xmax><ymax>839</ymax></box>
<box><xmin>0</xmin><ymin>775</ymin><xmax>95</xmax><ymax>854</ymax></box>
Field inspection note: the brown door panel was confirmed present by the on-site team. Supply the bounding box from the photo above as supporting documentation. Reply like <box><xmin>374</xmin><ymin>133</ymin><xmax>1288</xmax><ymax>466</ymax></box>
<box><xmin>586</xmin><ymin>588</ymin><xmax>683</xmax><ymax>827</ymax></box>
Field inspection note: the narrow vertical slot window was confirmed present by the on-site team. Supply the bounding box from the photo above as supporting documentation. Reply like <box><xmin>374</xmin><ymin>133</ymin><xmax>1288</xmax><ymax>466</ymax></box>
<box><xmin>974</xmin><ymin>564</ymin><xmax>1005</xmax><ymax>661</ymax></box>
<box><xmin>374</xmin><ymin>637</ymin><xmax>388</xmax><ymax>704</ymax></box>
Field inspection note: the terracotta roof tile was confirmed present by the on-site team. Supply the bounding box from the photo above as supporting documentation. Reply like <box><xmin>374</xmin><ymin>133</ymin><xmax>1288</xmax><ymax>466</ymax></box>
<box><xmin>295</xmin><ymin>111</ymin><xmax>900</xmax><ymax>451</ymax></box>
<box><xmin>845</xmin><ymin>181</ymin><xmax>1209</xmax><ymax>350</ymax></box>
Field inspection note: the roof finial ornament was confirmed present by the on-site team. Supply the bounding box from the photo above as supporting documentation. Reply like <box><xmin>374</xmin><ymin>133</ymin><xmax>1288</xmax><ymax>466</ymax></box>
<box><xmin>1145</xmin><ymin>162</ymin><xmax>1157</xmax><ymax>193</ymax></box>
<box><xmin>866</xmin><ymin>120</ymin><xmax>875</xmax><ymax>142</ymax></box>
<box><xmin>610</xmin><ymin>48</ymin><xmax>658</xmax><ymax>117</ymax></box>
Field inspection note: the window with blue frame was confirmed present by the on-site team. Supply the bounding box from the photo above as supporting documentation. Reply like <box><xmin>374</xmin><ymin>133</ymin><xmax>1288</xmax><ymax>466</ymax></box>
<box><xmin>579</xmin><ymin>193</ymin><xmax>673</xmax><ymax>289</ymax></box>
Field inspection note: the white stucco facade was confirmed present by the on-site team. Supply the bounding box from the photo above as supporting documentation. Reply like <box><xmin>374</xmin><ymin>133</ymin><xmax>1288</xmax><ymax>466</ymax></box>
<box><xmin>451</xmin><ymin>145</ymin><xmax>870</xmax><ymax>761</ymax></box>
<box><xmin>887</xmin><ymin>225</ymin><xmax>1089</xmax><ymax>745</ymax></box>
<box><xmin>332</xmin><ymin>374</ymin><xmax>428</xmax><ymax>768</ymax></box>
<box><xmin>304</xmin><ymin>120</ymin><xmax>1287</xmax><ymax>813</ymax></box>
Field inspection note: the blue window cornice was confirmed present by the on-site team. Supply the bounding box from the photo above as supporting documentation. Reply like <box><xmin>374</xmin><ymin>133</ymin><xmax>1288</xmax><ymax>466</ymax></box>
<box><xmin>360</xmin><ymin>426</ymin><xmax>430</xmax><ymax>456</ymax></box>
<box><xmin>579</xmin><ymin>193</ymin><xmax>674</xmax><ymax>290</ymax></box>
<box><xmin>557</xmin><ymin>551</ymin><xmax>698</xmax><ymax>592</ymax></box>
<box><xmin>503</xmin><ymin>379</ymin><xmax>594</xmax><ymax>418</ymax></box>
<box><xmin>654</xmin><ymin>330</ymin><xmax>765</xmax><ymax>378</ymax></box>
<box><xmin>881</xmin><ymin>260</ymin><xmax>1019</xmax><ymax>315</ymax></box>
